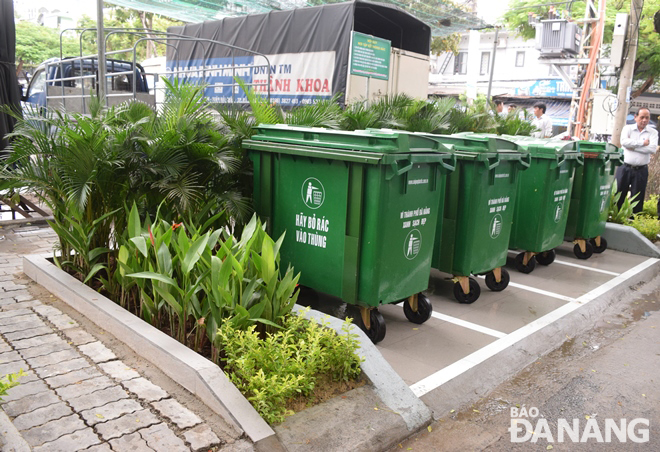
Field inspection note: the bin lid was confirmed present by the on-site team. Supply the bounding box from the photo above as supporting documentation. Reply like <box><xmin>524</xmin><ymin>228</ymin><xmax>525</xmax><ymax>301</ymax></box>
<box><xmin>575</xmin><ymin>140</ymin><xmax>620</xmax><ymax>155</ymax></box>
<box><xmin>413</xmin><ymin>132</ymin><xmax>526</xmax><ymax>159</ymax></box>
<box><xmin>498</xmin><ymin>135</ymin><xmax>581</xmax><ymax>158</ymax></box>
<box><xmin>248</xmin><ymin>124</ymin><xmax>453</xmax><ymax>154</ymax></box>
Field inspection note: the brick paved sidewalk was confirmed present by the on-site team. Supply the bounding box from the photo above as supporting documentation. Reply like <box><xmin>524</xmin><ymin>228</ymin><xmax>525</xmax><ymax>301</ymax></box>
<box><xmin>0</xmin><ymin>224</ymin><xmax>252</xmax><ymax>451</ymax></box>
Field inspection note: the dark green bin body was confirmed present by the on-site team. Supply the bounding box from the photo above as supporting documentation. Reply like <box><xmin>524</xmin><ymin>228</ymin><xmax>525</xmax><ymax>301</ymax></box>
<box><xmin>417</xmin><ymin>133</ymin><xmax>529</xmax><ymax>276</ymax></box>
<box><xmin>565</xmin><ymin>141</ymin><xmax>622</xmax><ymax>240</ymax></box>
<box><xmin>244</xmin><ymin>125</ymin><xmax>454</xmax><ymax>308</ymax></box>
<box><xmin>504</xmin><ymin>138</ymin><xmax>583</xmax><ymax>253</ymax></box>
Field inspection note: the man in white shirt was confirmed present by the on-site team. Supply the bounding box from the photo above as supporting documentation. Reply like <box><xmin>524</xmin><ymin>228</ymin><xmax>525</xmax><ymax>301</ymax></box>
<box><xmin>615</xmin><ymin>107</ymin><xmax>658</xmax><ymax>215</ymax></box>
<box><xmin>531</xmin><ymin>102</ymin><xmax>553</xmax><ymax>138</ymax></box>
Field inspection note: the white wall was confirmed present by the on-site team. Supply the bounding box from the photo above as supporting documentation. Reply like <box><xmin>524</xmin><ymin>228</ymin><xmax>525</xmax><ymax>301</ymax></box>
<box><xmin>430</xmin><ymin>30</ymin><xmax>565</xmax><ymax>96</ymax></box>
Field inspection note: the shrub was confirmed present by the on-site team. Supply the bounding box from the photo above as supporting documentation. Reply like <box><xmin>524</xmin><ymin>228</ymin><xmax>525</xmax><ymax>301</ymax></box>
<box><xmin>216</xmin><ymin>311</ymin><xmax>363</xmax><ymax>424</ymax></box>
<box><xmin>642</xmin><ymin>195</ymin><xmax>658</xmax><ymax>218</ymax></box>
<box><xmin>628</xmin><ymin>215</ymin><xmax>660</xmax><ymax>241</ymax></box>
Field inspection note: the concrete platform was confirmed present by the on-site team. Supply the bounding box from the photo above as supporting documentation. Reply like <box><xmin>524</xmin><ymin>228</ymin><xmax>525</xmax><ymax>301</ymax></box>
<box><xmin>298</xmin><ymin>241</ymin><xmax>660</xmax><ymax>420</ymax></box>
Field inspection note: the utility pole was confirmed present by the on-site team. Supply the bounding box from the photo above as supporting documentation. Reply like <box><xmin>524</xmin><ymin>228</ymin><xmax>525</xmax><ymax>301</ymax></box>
<box><xmin>611</xmin><ymin>0</ymin><xmax>643</xmax><ymax>146</ymax></box>
<box><xmin>96</xmin><ymin>0</ymin><xmax>106</xmax><ymax>104</ymax></box>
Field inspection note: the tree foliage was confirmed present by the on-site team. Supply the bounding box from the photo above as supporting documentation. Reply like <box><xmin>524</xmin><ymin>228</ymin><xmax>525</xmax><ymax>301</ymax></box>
<box><xmin>501</xmin><ymin>0</ymin><xmax>660</xmax><ymax>95</ymax></box>
<box><xmin>15</xmin><ymin>5</ymin><xmax>183</xmax><ymax>69</ymax></box>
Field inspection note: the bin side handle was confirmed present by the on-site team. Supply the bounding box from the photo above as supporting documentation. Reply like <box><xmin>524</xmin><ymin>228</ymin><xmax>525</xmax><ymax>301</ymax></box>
<box><xmin>387</xmin><ymin>159</ymin><xmax>413</xmax><ymax>180</ymax></box>
<box><xmin>555</xmin><ymin>155</ymin><xmax>566</xmax><ymax>168</ymax></box>
<box><xmin>576</xmin><ymin>153</ymin><xmax>585</xmax><ymax>166</ymax></box>
<box><xmin>440</xmin><ymin>154</ymin><xmax>456</xmax><ymax>173</ymax></box>
<box><xmin>519</xmin><ymin>153</ymin><xmax>531</xmax><ymax>169</ymax></box>
<box><xmin>485</xmin><ymin>155</ymin><xmax>500</xmax><ymax>170</ymax></box>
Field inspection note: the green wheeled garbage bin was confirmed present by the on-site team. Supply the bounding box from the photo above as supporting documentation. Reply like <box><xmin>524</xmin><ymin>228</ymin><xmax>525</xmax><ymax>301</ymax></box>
<box><xmin>244</xmin><ymin>125</ymin><xmax>455</xmax><ymax>343</ymax></box>
<box><xmin>417</xmin><ymin>133</ymin><xmax>530</xmax><ymax>304</ymax></box>
<box><xmin>565</xmin><ymin>141</ymin><xmax>622</xmax><ymax>259</ymax></box>
<box><xmin>505</xmin><ymin>138</ymin><xmax>584</xmax><ymax>273</ymax></box>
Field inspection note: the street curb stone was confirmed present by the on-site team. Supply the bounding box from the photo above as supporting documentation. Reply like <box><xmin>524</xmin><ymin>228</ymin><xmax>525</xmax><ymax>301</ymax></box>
<box><xmin>602</xmin><ymin>222</ymin><xmax>660</xmax><ymax>258</ymax></box>
<box><xmin>23</xmin><ymin>254</ymin><xmax>276</xmax><ymax>450</ymax></box>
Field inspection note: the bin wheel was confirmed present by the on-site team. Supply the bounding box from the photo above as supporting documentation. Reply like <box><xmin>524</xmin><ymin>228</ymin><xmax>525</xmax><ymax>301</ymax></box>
<box><xmin>535</xmin><ymin>249</ymin><xmax>556</xmax><ymax>266</ymax></box>
<box><xmin>590</xmin><ymin>237</ymin><xmax>607</xmax><ymax>253</ymax></box>
<box><xmin>360</xmin><ymin>310</ymin><xmax>386</xmax><ymax>344</ymax></box>
<box><xmin>453</xmin><ymin>278</ymin><xmax>481</xmax><ymax>304</ymax></box>
<box><xmin>485</xmin><ymin>268</ymin><xmax>510</xmax><ymax>292</ymax></box>
<box><xmin>514</xmin><ymin>253</ymin><xmax>536</xmax><ymax>274</ymax></box>
<box><xmin>574</xmin><ymin>242</ymin><xmax>594</xmax><ymax>259</ymax></box>
<box><xmin>403</xmin><ymin>293</ymin><xmax>433</xmax><ymax>324</ymax></box>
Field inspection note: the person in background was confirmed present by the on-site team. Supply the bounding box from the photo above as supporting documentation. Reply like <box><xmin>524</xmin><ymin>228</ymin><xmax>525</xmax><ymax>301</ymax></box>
<box><xmin>494</xmin><ymin>100</ymin><xmax>505</xmax><ymax>116</ymax></box>
<box><xmin>508</xmin><ymin>104</ymin><xmax>518</xmax><ymax>113</ymax></box>
<box><xmin>531</xmin><ymin>102</ymin><xmax>553</xmax><ymax>138</ymax></box>
<box><xmin>615</xmin><ymin>107</ymin><xmax>658</xmax><ymax>216</ymax></box>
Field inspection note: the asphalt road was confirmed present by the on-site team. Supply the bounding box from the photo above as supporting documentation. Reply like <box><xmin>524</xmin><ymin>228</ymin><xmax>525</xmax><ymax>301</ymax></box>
<box><xmin>392</xmin><ymin>276</ymin><xmax>660</xmax><ymax>452</ymax></box>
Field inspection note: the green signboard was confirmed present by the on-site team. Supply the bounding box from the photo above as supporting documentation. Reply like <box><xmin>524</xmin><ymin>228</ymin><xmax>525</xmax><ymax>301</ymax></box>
<box><xmin>350</xmin><ymin>32</ymin><xmax>391</xmax><ymax>80</ymax></box>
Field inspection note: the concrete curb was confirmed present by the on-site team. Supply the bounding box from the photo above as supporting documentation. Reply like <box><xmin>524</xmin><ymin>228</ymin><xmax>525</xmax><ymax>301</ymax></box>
<box><xmin>419</xmin><ymin>257</ymin><xmax>660</xmax><ymax>416</ymax></box>
<box><xmin>0</xmin><ymin>409</ymin><xmax>31</xmax><ymax>452</ymax></box>
<box><xmin>22</xmin><ymin>254</ymin><xmax>280</xmax><ymax>451</ymax></box>
<box><xmin>602</xmin><ymin>222</ymin><xmax>660</xmax><ymax>258</ymax></box>
<box><xmin>0</xmin><ymin>216</ymin><xmax>53</xmax><ymax>227</ymax></box>
<box><xmin>292</xmin><ymin>305</ymin><xmax>432</xmax><ymax>431</ymax></box>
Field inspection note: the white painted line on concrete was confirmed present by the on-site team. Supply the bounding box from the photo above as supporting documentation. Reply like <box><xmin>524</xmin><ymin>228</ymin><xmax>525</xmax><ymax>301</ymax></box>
<box><xmin>410</xmin><ymin>257</ymin><xmax>659</xmax><ymax>397</ymax></box>
<box><xmin>552</xmin><ymin>259</ymin><xmax>620</xmax><ymax>276</ymax></box>
<box><xmin>475</xmin><ymin>275</ymin><xmax>577</xmax><ymax>303</ymax></box>
<box><xmin>429</xmin><ymin>311</ymin><xmax>507</xmax><ymax>339</ymax></box>
<box><xmin>506</xmin><ymin>249</ymin><xmax>621</xmax><ymax>276</ymax></box>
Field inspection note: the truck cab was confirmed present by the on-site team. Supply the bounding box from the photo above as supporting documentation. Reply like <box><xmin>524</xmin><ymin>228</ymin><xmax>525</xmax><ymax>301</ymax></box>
<box><xmin>23</xmin><ymin>57</ymin><xmax>153</xmax><ymax>114</ymax></box>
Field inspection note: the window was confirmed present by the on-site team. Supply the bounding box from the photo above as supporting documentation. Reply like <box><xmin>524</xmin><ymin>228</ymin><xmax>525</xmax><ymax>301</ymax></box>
<box><xmin>480</xmin><ymin>52</ymin><xmax>490</xmax><ymax>75</ymax></box>
<box><xmin>26</xmin><ymin>69</ymin><xmax>46</xmax><ymax>99</ymax></box>
<box><xmin>454</xmin><ymin>52</ymin><xmax>467</xmax><ymax>75</ymax></box>
<box><xmin>515</xmin><ymin>51</ymin><xmax>525</xmax><ymax>67</ymax></box>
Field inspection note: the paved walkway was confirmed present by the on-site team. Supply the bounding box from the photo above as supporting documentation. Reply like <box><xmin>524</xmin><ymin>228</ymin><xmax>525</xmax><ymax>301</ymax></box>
<box><xmin>0</xmin><ymin>224</ymin><xmax>251</xmax><ymax>451</ymax></box>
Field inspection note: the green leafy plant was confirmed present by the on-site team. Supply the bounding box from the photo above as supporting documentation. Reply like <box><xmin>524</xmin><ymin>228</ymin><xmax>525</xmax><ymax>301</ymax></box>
<box><xmin>0</xmin><ymin>370</ymin><xmax>26</xmax><ymax>401</ymax></box>
<box><xmin>642</xmin><ymin>194</ymin><xmax>659</xmax><ymax>218</ymax></box>
<box><xmin>216</xmin><ymin>311</ymin><xmax>363</xmax><ymax>424</ymax></box>
<box><xmin>118</xmin><ymin>203</ymin><xmax>300</xmax><ymax>355</ymax></box>
<box><xmin>495</xmin><ymin>107</ymin><xmax>535</xmax><ymax>136</ymax></box>
<box><xmin>608</xmin><ymin>180</ymin><xmax>639</xmax><ymax>224</ymax></box>
<box><xmin>628</xmin><ymin>215</ymin><xmax>660</xmax><ymax>241</ymax></box>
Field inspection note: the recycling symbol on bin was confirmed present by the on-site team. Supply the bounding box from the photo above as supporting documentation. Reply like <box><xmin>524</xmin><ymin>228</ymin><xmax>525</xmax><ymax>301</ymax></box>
<box><xmin>404</xmin><ymin>229</ymin><xmax>422</xmax><ymax>260</ymax></box>
<box><xmin>301</xmin><ymin>177</ymin><xmax>325</xmax><ymax>210</ymax></box>
<box><xmin>489</xmin><ymin>214</ymin><xmax>503</xmax><ymax>239</ymax></box>
<box><xmin>554</xmin><ymin>202</ymin><xmax>563</xmax><ymax>223</ymax></box>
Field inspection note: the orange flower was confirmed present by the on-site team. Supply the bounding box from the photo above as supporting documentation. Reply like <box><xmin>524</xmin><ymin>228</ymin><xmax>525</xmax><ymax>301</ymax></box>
<box><xmin>172</xmin><ymin>222</ymin><xmax>182</xmax><ymax>230</ymax></box>
<box><xmin>148</xmin><ymin>225</ymin><xmax>155</xmax><ymax>246</ymax></box>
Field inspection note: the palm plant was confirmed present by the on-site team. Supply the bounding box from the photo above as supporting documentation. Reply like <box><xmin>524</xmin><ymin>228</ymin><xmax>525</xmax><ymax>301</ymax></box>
<box><xmin>286</xmin><ymin>94</ymin><xmax>343</xmax><ymax>128</ymax></box>
<box><xmin>495</xmin><ymin>108</ymin><xmax>535</xmax><ymax>136</ymax></box>
<box><xmin>396</xmin><ymin>97</ymin><xmax>456</xmax><ymax>133</ymax></box>
<box><xmin>340</xmin><ymin>100</ymin><xmax>384</xmax><ymax>131</ymax></box>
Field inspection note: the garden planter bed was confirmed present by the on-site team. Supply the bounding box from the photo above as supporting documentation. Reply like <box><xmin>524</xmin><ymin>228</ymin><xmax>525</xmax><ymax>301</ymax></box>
<box><xmin>23</xmin><ymin>254</ymin><xmax>432</xmax><ymax>451</ymax></box>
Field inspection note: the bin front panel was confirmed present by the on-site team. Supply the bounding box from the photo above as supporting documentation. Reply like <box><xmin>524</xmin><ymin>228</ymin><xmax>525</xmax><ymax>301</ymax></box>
<box><xmin>435</xmin><ymin>157</ymin><xmax>520</xmax><ymax>276</ymax></box>
<box><xmin>358</xmin><ymin>162</ymin><xmax>444</xmax><ymax>306</ymax></box>
<box><xmin>510</xmin><ymin>156</ymin><xmax>577</xmax><ymax>252</ymax></box>
<box><xmin>566</xmin><ymin>158</ymin><xmax>615</xmax><ymax>239</ymax></box>
<box><xmin>271</xmin><ymin>155</ymin><xmax>350</xmax><ymax>298</ymax></box>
